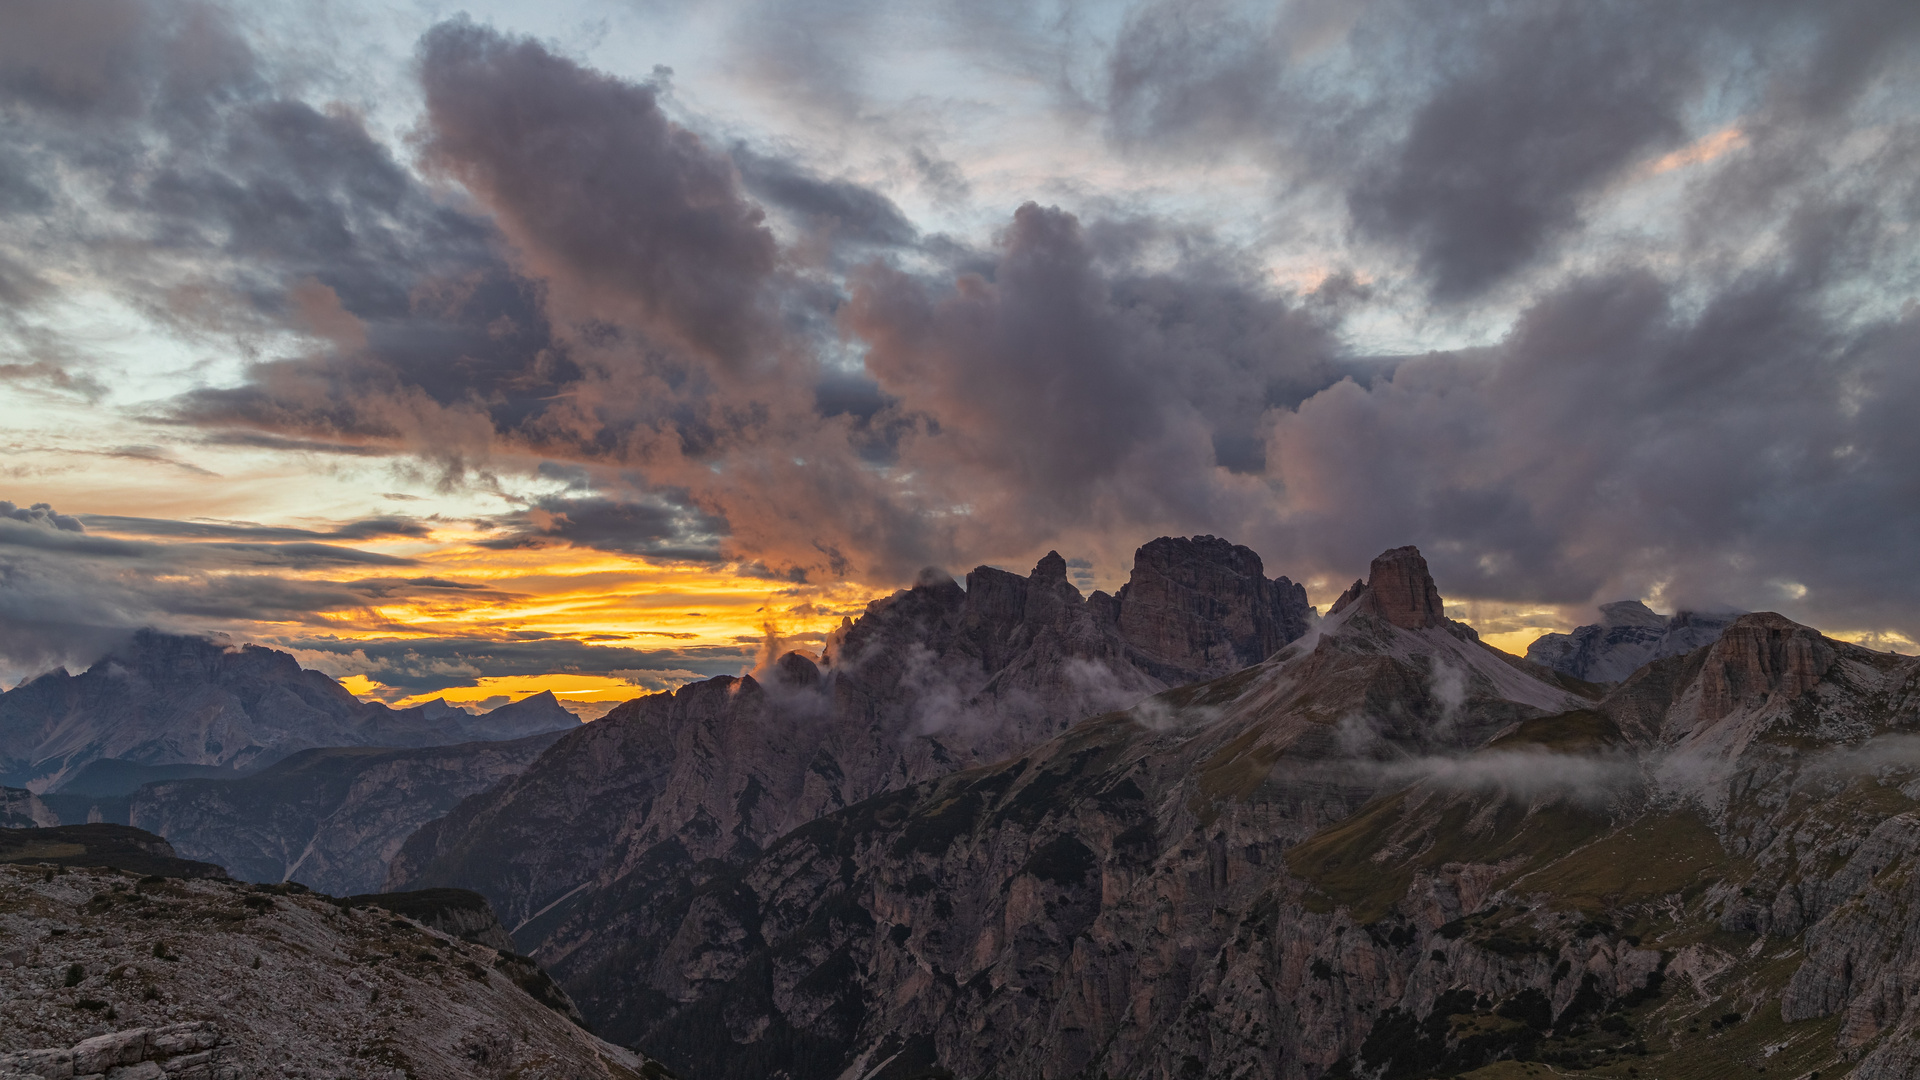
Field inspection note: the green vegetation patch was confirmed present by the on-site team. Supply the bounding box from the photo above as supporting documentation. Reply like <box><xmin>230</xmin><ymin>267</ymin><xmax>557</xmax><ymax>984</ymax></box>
<box><xmin>1288</xmin><ymin>792</ymin><xmax>1613</xmax><ymax>924</ymax></box>
<box><xmin>1486</xmin><ymin>710</ymin><xmax>1624</xmax><ymax>753</ymax></box>
<box><xmin>1516</xmin><ymin>811</ymin><xmax>1743</xmax><ymax>913</ymax></box>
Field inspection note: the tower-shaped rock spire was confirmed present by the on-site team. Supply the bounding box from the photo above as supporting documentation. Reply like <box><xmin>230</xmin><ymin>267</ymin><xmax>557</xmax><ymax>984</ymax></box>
<box><xmin>1328</xmin><ymin>546</ymin><xmax>1446</xmax><ymax>630</ymax></box>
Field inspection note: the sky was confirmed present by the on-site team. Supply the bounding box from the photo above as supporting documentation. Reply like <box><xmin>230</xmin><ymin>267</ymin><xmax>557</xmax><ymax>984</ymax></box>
<box><xmin>1</xmin><ymin>0</ymin><xmax>1917</xmax><ymax>707</ymax></box>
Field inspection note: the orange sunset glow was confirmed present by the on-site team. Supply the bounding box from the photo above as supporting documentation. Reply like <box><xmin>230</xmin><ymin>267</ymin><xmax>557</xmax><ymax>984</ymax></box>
<box><xmin>71</xmin><ymin>512</ymin><xmax>888</xmax><ymax>707</ymax></box>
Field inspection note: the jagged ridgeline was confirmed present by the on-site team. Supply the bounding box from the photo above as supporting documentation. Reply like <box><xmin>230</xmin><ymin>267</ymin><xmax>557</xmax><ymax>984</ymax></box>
<box><xmin>405</xmin><ymin>544</ymin><xmax>1920</xmax><ymax>1080</ymax></box>
<box><xmin>10</xmin><ymin>537</ymin><xmax>1920</xmax><ymax>1080</ymax></box>
<box><xmin>0</xmin><ymin>635</ymin><xmax>582</xmax><ymax>896</ymax></box>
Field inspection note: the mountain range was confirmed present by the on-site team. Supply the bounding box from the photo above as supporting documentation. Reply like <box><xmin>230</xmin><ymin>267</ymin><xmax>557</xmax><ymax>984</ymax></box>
<box><xmin>384</xmin><ymin>536</ymin><xmax>1312</xmax><ymax>944</ymax></box>
<box><xmin>398</xmin><ymin>545</ymin><xmax>1920</xmax><ymax>1080</ymax></box>
<box><xmin>1525</xmin><ymin>600</ymin><xmax>1743</xmax><ymax>683</ymax></box>
<box><xmin>4</xmin><ymin>536</ymin><xmax>1918</xmax><ymax>1080</ymax></box>
<box><xmin>0</xmin><ymin>630</ymin><xmax>580</xmax><ymax>793</ymax></box>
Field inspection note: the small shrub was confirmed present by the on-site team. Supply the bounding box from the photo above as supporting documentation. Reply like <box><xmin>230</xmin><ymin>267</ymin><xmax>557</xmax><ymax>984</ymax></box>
<box><xmin>64</xmin><ymin>963</ymin><xmax>84</xmax><ymax>987</ymax></box>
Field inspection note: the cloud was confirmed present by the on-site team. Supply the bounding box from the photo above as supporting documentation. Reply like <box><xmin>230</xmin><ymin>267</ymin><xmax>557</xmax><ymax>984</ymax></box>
<box><xmin>476</xmin><ymin>495</ymin><xmax>726</xmax><ymax>561</ymax></box>
<box><xmin>1262</xmin><ymin>232</ymin><xmax>1920</xmax><ymax>629</ymax></box>
<box><xmin>415</xmin><ymin>18</ymin><xmax>781</xmax><ymax>373</ymax></box>
<box><xmin>841</xmin><ymin>202</ymin><xmax>1344</xmax><ymax>556</ymax></box>
<box><xmin>1</xmin><ymin>501</ymin><xmax>83</xmax><ymax>533</ymax></box>
<box><xmin>1371</xmin><ymin>749</ymin><xmax>1642</xmax><ymax>807</ymax></box>
<box><xmin>283</xmin><ymin>636</ymin><xmax>748</xmax><ymax>695</ymax></box>
<box><xmin>0</xmin><ymin>0</ymin><xmax>1916</xmax><ymax>663</ymax></box>
<box><xmin>78</xmin><ymin>514</ymin><xmax>431</xmax><ymax>543</ymax></box>
<box><xmin>732</xmin><ymin>144</ymin><xmax>918</xmax><ymax>252</ymax></box>
<box><xmin>0</xmin><ymin>499</ymin><xmax>444</xmax><ymax>677</ymax></box>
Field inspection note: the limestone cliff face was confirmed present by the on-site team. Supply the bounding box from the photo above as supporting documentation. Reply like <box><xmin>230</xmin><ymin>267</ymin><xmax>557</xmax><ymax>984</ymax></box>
<box><xmin>127</xmin><ymin>729</ymin><xmax>570</xmax><ymax>895</ymax></box>
<box><xmin>0</xmin><ymin>785</ymin><xmax>55</xmax><ymax>827</ymax></box>
<box><xmin>0</xmin><ymin>632</ymin><xmax>579</xmax><ymax>792</ymax></box>
<box><xmin>386</xmin><ymin>536</ymin><xmax>1315</xmax><ymax>954</ymax></box>
<box><xmin>1329</xmin><ymin>545</ymin><xmax>1447</xmax><ymax>630</ymax></box>
<box><xmin>1113</xmin><ymin>535</ymin><xmax>1313</xmax><ymax>680</ymax></box>
<box><xmin>1526</xmin><ymin>599</ymin><xmax>1741</xmax><ymax>683</ymax></box>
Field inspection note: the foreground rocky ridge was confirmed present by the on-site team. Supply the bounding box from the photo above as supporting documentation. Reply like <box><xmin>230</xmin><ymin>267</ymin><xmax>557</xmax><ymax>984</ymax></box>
<box><xmin>386</xmin><ymin>536</ymin><xmax>1312</xmax><ymax>942</ymax></box>
<box><xmin>544</xmin><ymin>548</ymin><xmax>1920</xmax><ymax>1080</ymax></box>
<box><xmin>0</xmin><ymin>632</ymin><xmax>579</xmax><ymax>792</ymax></box>
<box><xmin>0</xmin><ymin>859</ymin><xmax>662</xmax><ymax>1079</ymax></box>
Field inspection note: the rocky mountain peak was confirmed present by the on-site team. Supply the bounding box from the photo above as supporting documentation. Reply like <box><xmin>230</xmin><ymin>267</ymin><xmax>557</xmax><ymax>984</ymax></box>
<box><xmin>1597</xmin><ymin>599</ymin><xmax>1666</xmax><ymax>628</ymax></box>
<box><xmin>1366</xmin><ymin>545</ymin><xmax>1446</xmax><ymax>629</ymax></box>
<box><xmin>1031</xmin><ymin>550</ymin><xmax>1069</xmax><ymax>582</ymax></box>
<box><xmin>1696</xmin><ymin>611</ymin><xmax>1835</xmax><ymax>722</ymax></box>
<box><xmin>1528</xmin><ymin>599</ymin><xmax>1744</xmax><ymax>683</ymax></box>
<box><xmin>1115</xmin><ymin>535</ymin><xmax>1313</xmax><ymax>679</ymax></box>
<box><xmin>1328</xmin><ymin>545</ymin><xmax>1445</xmax><ymax>630</ymax></box>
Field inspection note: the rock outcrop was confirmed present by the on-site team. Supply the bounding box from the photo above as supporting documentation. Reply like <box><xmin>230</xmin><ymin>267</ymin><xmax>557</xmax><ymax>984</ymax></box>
<box><xmin>127</xmin><ymin>730</ymin><xmax>570</xmax><ymax>896</ymax></box>
<box><xmin>0</xmin><ymin>1020</ymin><xmax>224</xmax><ymax>1079</ymax></box>
<box><xmin>1329</xmin><ymin>544</ymin><xmax>1447</xmax><ymax>629</ymax></box>
<box><xmin>1113</xmin><ymin>535</ymin><xmax>1312</xmax><ymax>680</ymax></box>
<box><xmin>340</xmin><ymin>888</ymin><xmax>519</xmax><ymax>953</ymax></box>
<box><xmin>1526</xmin><ymin>599</ymin><xmax>1741</xmax><ymax>682</ymax></box>
<box><xmin>0</xmin><ymin>632</ymin><xmax>579</xmax><ymax>792</ymax></box>
<box><xmin>387</xmin><ymin>536</ymin><xmax>1314</xmax><ymax>956</ymax></box>
<box><xmin>0</xmin><ymin>786</ymin><xmax>55</xmax><ymax>828</ymax></box>
<box><xmin>0</xmin><ymin>861</ymin><xmax>658</xmax><ymax>1079</ymax></box>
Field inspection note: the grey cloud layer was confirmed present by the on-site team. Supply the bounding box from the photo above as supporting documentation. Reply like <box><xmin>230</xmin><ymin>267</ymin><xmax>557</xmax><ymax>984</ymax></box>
<box><xmin>2</xmin><ymin>1</ymin><xmax>1918</xmax><ymax>675</ymax></box>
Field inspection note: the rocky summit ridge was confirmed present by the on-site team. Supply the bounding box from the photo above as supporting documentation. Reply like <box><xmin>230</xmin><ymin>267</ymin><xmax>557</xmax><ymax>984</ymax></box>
<box><xmin>384</xmin><ymin>536</ymin><xmax>1311</xmax><ymax>956</ymax></box>
<box><xmin>1526</xmin><ymin>599</ymin><xmax>1743</xmax><ymax>683</ymax></box>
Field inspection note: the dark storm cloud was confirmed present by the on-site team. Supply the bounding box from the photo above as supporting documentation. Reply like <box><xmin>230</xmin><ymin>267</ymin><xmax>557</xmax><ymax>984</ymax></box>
<box><xmin>0</xmin><ymin>507</ymin><xmax>414</xmax><ymax>570</ymax></box>
<box><xmin>1103</xmin><ymin>0</ymin><xmax>1920</xmax><ymax>299</ymax></box>
<box><xmin>416</xmin><ymin>18</ymin><xmax>781</xmax><ymax>372</ymax></box>
<box><xmin>478</xmin><ymin>495</ymin><xmax>727</xmax><ymax>561</ymax></box>
<box><xmin>1343</xmin><ymin>5</ymin><xmax>1696</xmax><ymax>299</ymax></box>
<box><xmin>0</xmin><ymin>1</ymin><xmax>575</xmax><ymax>461</ymax></box>
<box><xmin>280</xmin><ymin>635</ymin><xmax>748</xmax><ymax>694</ymax></box>
<box><xmin>79</xmin><ymin>514</ymin><xmax>431</xmax><ymax>543</ymax></box>
<box><xmin>1</xmin><ymin>502</ymin><xmax>83</xmax><ymax>533</ymax></box>
<box><xmin>732</xmin><ymin>146</ymin><xmax>918</xmax><ymax>250</ymax></box>
<box><xmin>1265</xmin><ymin>206</ymin><xmax>1920</xmax><ymax>629</ymax></box>
<box><xmin>844</xmin><ymin>202</ymin><xmax>1343</xmax><ymax>541</ymax></box>
<box><xmin>0</xmin><ymin>526</ymin><xmax>383</xmax><ymax>677</ymax></box>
